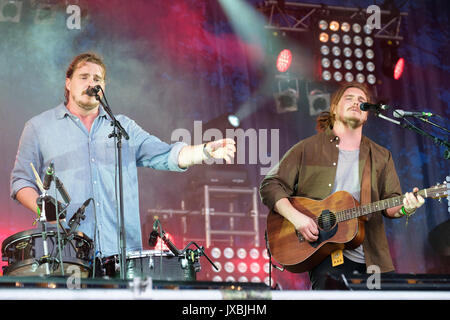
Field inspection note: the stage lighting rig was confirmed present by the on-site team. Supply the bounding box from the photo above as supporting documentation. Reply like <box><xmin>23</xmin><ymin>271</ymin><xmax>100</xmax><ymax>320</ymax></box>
<box><xmin>382</xmin><ymin>39</ymin><xmax>405</xmax><ymax>80</ymax></box>
<box><xmin>316</xmin><ymin>18</ymin><xmax>377</xmax><ymax>86</ymax></box>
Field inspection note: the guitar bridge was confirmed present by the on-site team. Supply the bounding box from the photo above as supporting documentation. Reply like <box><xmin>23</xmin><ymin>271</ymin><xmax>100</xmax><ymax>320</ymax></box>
<box><xmin>295</xmin><ymin>230</ymin><xmax>305</xmax><ymax>242</ymax></box>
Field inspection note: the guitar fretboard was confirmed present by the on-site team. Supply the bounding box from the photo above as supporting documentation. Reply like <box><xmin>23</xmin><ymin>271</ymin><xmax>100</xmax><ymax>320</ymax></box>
<box><xmin>335</xmin><ymin>185</ymin><xmax>445</xmax><ymax>222</ymax></box>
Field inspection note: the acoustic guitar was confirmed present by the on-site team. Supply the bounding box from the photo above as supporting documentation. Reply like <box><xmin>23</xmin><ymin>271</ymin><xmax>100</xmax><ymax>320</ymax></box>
<box><xmin>266</xmin><ymin>183</ymin><xmax>449</xmax><ymax>273</ymax></box>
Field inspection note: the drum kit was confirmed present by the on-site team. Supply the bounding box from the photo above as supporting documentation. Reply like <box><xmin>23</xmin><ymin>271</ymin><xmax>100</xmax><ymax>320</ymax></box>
<box><xmin>1</xmin><ymin>222</ymin><xmax>214</xmax><ymax>282</ymax></box>
<box><xmin>1</xmin><ymin>163</ymin><xmax>217</xmax><ymax>282</ymax></box>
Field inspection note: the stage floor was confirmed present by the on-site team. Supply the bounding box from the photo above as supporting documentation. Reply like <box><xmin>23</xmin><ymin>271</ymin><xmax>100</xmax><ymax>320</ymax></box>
<box><xmin>0</xmin><ymin>275</ymin><xmax>449</xmax><ymax>300</ymax></box>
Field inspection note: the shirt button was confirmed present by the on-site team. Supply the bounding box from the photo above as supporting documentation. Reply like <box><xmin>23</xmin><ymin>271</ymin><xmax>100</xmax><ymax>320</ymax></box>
<box><xmin>96</xmin><ymin>202</ymin><xmax>100</xmax><ymax>206</ymax></box>
<box><xmin>328</xmin><ymin>183</ymin><xmax>332</xmax><ymax>187</ymax></box>
<box><xmin>91</xmin><ymin>158</ymin><xmax>95</xmax><ymax>162</ymax></box>
<box><xmin>93</xmin><ymin>181</ymin><xmax>97</xmax><ymax>184</ymax></box>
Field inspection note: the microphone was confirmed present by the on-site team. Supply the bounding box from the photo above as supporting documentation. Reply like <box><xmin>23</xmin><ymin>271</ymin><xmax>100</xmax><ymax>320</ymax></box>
<box><xmin>393</xmin><ymin>109</ymin><xmax>434</xmax><ymax>118</ymax></box>
<box><xmin>161</xmin><ymin>230</ymin><xmax>181</xmax><ymax>256</ymax></box>
<box><xmin>55</xmin><ymin>177</ymin><xmax>71</xmax><ymax>204</ymax></box>
<box><xmin>42</xmin><ymin>162</ymin><xmax>54</xmax><ymax>190</ymax></box>
<box><xmin>360</xmin><ymin>102</ymin><xmax>390</xmax><ymax>112</ymax></box>
<box><xmin>148</xmin><ymin>217</ymin><xmax>159</xmax><ymax>247</ymax></box>
<box><xmin>68</xmin><ymin>198</ymin><xmax>92</xmax><ymax>233</ymax></box>
<box><xmin>86</xmin><ymin>85</ymin><xmax>102</xmax><ymax>97</ymax></box>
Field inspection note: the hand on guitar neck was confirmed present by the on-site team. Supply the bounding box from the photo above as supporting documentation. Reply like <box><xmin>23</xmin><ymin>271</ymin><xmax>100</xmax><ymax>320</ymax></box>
<box><xmin>274</xmin><ymin>197</ymin><xmax>319</xmax><ymax>242</ymax></box>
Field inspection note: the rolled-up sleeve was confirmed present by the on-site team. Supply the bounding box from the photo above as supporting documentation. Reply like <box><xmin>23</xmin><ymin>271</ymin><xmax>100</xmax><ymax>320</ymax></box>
<box><xmin>10</xmin><ymin>121</ymin><xmax>42</xmax><ymax>200</ymax></box>
<box><xmin>130</xmin><ymin>118</ymin><xmax>187</xmax><ymax>172</ymax></box>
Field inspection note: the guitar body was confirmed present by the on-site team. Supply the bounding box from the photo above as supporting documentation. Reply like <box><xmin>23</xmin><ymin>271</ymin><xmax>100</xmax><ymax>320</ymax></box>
<box><xmin>266</xmin><ymin>191</ymin><xmax>366</xmax><ymax>273</ymax></box>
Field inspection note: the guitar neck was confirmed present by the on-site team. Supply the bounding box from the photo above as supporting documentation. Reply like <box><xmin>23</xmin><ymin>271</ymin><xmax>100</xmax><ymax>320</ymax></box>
<box><xmin>336</xmin><ymin>186</ymin><xmax>437</xmax><ymax>222</ymax></box>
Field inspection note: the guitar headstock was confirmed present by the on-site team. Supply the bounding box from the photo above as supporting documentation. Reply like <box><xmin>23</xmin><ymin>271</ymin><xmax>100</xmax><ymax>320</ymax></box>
<box><xmin>426</xmin><ymin>180</ymin><xmax>449</xmax><ymax>199</ymax></box>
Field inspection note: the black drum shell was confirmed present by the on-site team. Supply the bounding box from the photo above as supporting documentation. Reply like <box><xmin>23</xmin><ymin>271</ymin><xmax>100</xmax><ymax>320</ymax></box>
<box><xmin>1</xmin><ymin>228</ymin><xmax>93</xmax><ymax>278</ymax></box>
<box><xmin>101</xmin><ymin>250</ymin><xmax>196</xmax><ymax>281</ymax></box>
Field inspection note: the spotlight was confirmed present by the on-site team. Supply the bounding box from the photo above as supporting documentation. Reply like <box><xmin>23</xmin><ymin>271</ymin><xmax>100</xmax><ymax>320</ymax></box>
<box><xmin>320</xmin><ymin>45</ymin><xmax>330</xmax><ymax>55</ymax></box>
<box><xmin>382</xmin><ymin>40</ymin><xmax>405</xmax><ymax>80</ymax></box>
<box><xmin>224</xmin><ymin>247</ymin><xmax>234</xmax><ymax>259</ymax></box>
<box><xmin>274</xmin><ymin>75</ymin><xmax>299</xmax><ymax>113</ymax></box>
<box><xmin>224</xmin><ymin>261</ymin><xmax>235</xmax><ymax>273</ymax></box>
<box><xmin>237</xmin><ymin>248</ymin><xmax>247</xmax><ymax>259</ymax></box>
<box><xmin>321</xmin><ymin>57</ymin><xmax>330</xmax><ymax>68</ymax></box>
<box><xmin>274</xmin><ymin>88</ymin><xmax>298</xmax><ymax>113</ymax></box>
<box><xmin>238</xmin><ymin>262</ymin><xmax>247</xmax><ymax>273</ymax></box>
<box><xmin>307</xmin><ymin>88</ymin><xmax>330</xmax><ymax>116</ymax></box>
<box><xmin>344</xmin><ymin>59</ymin><xmax>353</xmax><ymax>70</ymax></box>
<box><xmin>211</xmin><ymin>247</ymin><xmax>221</xmax><ymax>259</ymax></box>
<box><xmin>329</xmin><ymin>21</ymin><xmax>339</xmax><ymax>31</ymax></box>
<box><xmin>332</xmin><ymin>59</ymin><xmax>342</xmax><ymax>69</ymax></box>
<box><xmin>34</xmin><ymin>3</ymin><xmax>57</xmax><ymax>25</ymax></box>
<box><xmin>228</xmin><ymin>114</ymin><xmax>240</xmax><ymax>128</ymax></box>
<box><xmin>319</xmin><ymin>32</ymin><xmax>329</xmax><ymax>43</ymax></box>
<box><xmin>276</xmin><ymin>49</ymin><xmax>292</xmax><ymax>73</ymax></box>
<box><xmin>0</xmin><ymin>0</ymin><xmax>22</xmax><ymax>23</ymax></box>
<box><xmin>322</xmin><ymin>70</ymin><xmax>331</xmax><ymax>81</ymax></box>
<box><xmin>333</xmin><ymin>71</ymin><xmax>343</xmax><ymax>82</ymax></box>
<box><xmin>330</xmin><ymin>33</ymin><xmax>340</xmax><ymax>44</ymax></box>
<box><xmin>342</xmin><ymin>47</ymin><xmax>352</xmax><ymax>58</ymax></box>
<box><xmin>342</xmin><ymin>34</ymin><xmax>351</xmax><ymax>45</ymax></box>
<box><xmin>393</xmin><ymin>58</ymin><xmax>405</xmax><ymax>80</ymax></box>
<box><xmin>344</xmin><ymin>72</ymin><xmax>354</xmax><ymax>82</ymax></box>
<box><xmin>367</xmin><ymin>74</ymin><xmax>377</xmax><ymax>84</ymax></box>
<box><xmin>331</xmin><ymin>46</ymin><xmax>341</xmax><ymax>57</ymax></box>
<box><xmin>341</xmin><ymin>22</ymin><xmax>350</xmax><ymax>32</ymax></box>
<box><xmin>352</xmin><ymin>23</ymin><xmax>361</xmax><ymax>33</ymax></box>
<box><xmin>249</xmin><ymin>248</ymin><xmax>259</xmax><ymax>259</ymax></box>
<box><xmin>353</xmin><ymin>35</ymin><xmax>362</xmax><ymax>46</ymax></box>
<box><xmin>318</xmin><ymin>19</ymin><xmax>328</xmax><ymax>30</ymax></box>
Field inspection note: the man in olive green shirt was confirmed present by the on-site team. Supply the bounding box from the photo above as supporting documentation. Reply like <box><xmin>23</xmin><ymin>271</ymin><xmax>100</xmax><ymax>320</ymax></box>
<box><xmin>260</xmin><ymin>82</ymin><xmax>425</xmax><ymax>290</ymax></box>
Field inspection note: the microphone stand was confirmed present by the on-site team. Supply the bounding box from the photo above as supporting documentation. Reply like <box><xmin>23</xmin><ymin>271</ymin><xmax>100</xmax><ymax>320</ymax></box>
<box><xmin>94</xmin><ymin>89</ymin><xmax>129</xmax><ymax>280</ymax></box>
<box><xmin>181</xmin><ymin>241</ymin><xmax>218</xmax><ymax>273</ymax></box>
<box><xmin>374</xmin><ymin>111</ymin><xmax>450</xmax><ymax>160</ymax></box>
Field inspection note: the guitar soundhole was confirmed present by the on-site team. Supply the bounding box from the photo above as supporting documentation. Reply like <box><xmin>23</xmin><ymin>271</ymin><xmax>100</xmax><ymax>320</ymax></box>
<box><xmin>317</xmin><ymin>210</ymin><xmax>337</xmax><ymax>231</ymax></box>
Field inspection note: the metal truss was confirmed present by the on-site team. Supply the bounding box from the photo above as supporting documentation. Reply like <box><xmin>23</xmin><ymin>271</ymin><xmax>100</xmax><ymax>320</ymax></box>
<box><xmin>256</xmin><ymin>1</ymin><xmax>407</xmax><ymax>41</ymax></box>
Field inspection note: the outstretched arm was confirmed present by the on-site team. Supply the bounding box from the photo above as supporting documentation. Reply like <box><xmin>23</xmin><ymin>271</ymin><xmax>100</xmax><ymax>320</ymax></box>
<box><xmin>177</xmin><ymin>138</ymin><xmax>236</xmax><ymax>168</ymax></box>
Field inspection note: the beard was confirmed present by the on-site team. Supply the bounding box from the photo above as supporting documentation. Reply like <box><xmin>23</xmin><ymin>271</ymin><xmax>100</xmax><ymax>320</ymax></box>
<box><xmin>337</xmin><ymin>114</ymin><xmax>367</xmax><ymax>129</ymax></box>
<box><xmin>72</xmin><ymin>93</ymin><xmax>100</xmax><ymax>111</ymax></box>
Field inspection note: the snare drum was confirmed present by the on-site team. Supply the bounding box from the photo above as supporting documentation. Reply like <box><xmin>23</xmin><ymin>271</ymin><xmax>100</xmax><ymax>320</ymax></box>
<box><xmin>101</xmin><ymin>250</ymin><xmax>196</xmax><ymax>281</ymax></box>
<box><xmin>1</xmin><ymin>228</ymin><xmax>93</xmax><ymax>278</ymax></box>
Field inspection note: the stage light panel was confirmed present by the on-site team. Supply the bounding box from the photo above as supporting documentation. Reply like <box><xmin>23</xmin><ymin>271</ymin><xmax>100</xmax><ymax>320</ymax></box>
<box><xmin>315</xmin><ymin>18</ymin><xmax>378</xmax><ymax>85</ymax></box>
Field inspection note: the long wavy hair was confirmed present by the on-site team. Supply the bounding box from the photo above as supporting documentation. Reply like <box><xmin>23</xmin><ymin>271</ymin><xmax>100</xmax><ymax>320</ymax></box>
<box><xmin>316</xmin><ymin>82</ymin><xmax>374</xmax><ymax>132</ymax></box>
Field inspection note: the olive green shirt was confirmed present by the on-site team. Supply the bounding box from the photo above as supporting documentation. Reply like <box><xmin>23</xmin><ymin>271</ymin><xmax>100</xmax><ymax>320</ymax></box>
<box><xmin>259</xmin><ymin>128</ymin><xmax>402</xmax><ymax>272</ymax></box>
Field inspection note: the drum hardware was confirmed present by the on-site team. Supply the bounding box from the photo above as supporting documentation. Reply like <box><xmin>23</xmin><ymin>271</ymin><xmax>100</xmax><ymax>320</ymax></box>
<box><xmin>181</xmin><ymin>241</ymin><xmax>218</xmax><ymax>273</ymax></box>
<box><xmin>32</xmin><ymin>161</ymin><xmax>71</xmax><ymax>276</ymax></box>
<box><xmin>12</xmin><ymin>163</ymin><xmax>94</xmax><ymax>277</ymax></box>
<box><xmin>1</xmin><ymin>228</ymin><xmax>93</xmax><ymax>278</ymax></box>
<box><xmin>149</xmin><ymin>217</ymin><xmax>219</xmax><ymax>275</ymax></box>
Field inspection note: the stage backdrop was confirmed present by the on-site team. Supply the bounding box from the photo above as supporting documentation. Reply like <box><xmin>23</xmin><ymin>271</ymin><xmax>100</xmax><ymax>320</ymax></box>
<box><xmin>0</xmin><ymin>0</ymin><xmax>448</xmax><ymax>289</ymax></box>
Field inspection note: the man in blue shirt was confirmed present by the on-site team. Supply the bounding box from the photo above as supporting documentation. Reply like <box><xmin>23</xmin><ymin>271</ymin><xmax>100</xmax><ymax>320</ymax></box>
<box><xmin>10</xmin><ymin>52</ymin><xmax>235</xmax><ymax>265</ymax></box>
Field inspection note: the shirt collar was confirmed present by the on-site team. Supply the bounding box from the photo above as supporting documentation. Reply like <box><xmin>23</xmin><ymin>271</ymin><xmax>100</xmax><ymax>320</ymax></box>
<box><xmin>324</xmin><ymin>126</ymin><xmax>369</xmax><ymax>146</ymax></box>
<box><xmin>324</xmin><ymin>127</ymin><xmax>340</xmax><ymax>143</ymax></box>
<box><xmin>55</xmin><ymin>103</ymin><xmax>108</xmax><ymax>120</ymax></box>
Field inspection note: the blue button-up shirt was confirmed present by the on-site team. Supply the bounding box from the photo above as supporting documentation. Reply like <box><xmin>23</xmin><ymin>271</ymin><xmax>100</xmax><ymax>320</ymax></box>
<box><xmin>10</xmin><ymin>103</ymin><xmax>187</xmax><ymax>257</ymax></box>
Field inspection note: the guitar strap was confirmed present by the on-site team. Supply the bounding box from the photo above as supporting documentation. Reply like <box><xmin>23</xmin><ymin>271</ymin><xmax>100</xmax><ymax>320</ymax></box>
<box><xmin>361</xmin><ymin>149</ymin><xmax>372</xmax><ymax>220</ymax></box>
